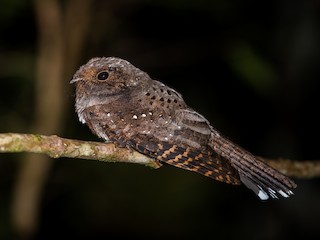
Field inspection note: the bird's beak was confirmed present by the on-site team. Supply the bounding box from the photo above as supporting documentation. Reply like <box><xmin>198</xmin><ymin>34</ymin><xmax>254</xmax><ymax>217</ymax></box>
<box><xmin>70</xmin><ymin>78</ymin><xmax>82</xmax><ymax>84</ymax></box>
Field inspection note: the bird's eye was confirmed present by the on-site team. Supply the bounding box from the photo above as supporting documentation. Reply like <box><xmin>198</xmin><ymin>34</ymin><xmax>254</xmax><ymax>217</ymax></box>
<box><xmin>97</xmin><ymin>71</ymin><xmax>109</xmax><ymax>81</ymax></box>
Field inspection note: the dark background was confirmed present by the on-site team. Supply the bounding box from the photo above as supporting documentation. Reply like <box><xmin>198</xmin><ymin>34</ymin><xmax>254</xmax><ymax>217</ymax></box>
<box><xmin>1</xmin><ymin>0</ymin><xmax>320</xmax><ymax>239</ymax></box>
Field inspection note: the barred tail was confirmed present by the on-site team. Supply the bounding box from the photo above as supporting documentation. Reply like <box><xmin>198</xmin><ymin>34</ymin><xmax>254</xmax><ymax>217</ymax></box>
<box><xmin>210</xmin><ymin>131</ymin><xmax>297</xmax><ymax>200</ymax></box>
<box><xmin>231</xmin><ymin>157</ymin><xmax>295</xmax><ymax>200</ymax></box>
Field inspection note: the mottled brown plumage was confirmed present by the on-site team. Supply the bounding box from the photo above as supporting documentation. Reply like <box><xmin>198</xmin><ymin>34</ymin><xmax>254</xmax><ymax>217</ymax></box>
<box><xmin>70</xmin><ymin>57</ymin><xmax>296</xmax><ymax>200</ymax></box>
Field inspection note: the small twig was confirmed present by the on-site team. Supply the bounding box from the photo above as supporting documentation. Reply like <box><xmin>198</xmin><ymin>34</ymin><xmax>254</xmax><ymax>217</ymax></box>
<box><xmin>1</xmin><ymin>133</ymin><xmax>319</xmax><ymax>178</ymax></box>
<box><xmin>0</xmin><ymin>133</ymin><xmax>161</xmax><ymax>169</ymax></box>
<box><xmin>263</xmin><ymin>158</ymin><xmax>320</xmax><ymax>179</ymax></box>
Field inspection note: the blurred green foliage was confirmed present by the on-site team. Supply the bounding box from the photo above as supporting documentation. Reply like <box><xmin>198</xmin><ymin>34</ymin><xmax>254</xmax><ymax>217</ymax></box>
<box><xmin>226</xmin><ymin>42</ymin><xmax>278</xmax><ymax>94</ymax></box>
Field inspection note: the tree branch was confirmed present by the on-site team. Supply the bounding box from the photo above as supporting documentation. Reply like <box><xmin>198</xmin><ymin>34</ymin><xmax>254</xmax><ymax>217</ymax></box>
<box><xmin>1</xmin><ymin>133</ymin><xmax>319</xmax><ymax>178</ymax></box>
<box><xmin>0</xmin><ymin>133</ymin><xmax>160</xmax><ymax>169</ymax></box>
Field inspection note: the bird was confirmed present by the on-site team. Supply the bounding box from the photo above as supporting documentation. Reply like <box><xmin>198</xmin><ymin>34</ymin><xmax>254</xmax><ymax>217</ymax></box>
<box><xmin>70</xmin><ymin>56</ymin><xmax>297</xmax><ymax>200</ymax></box>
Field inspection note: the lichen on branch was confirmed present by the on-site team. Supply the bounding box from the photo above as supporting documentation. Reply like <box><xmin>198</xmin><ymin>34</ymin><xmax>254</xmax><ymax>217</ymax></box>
<box><xmin>0</xmin><ymin>133</ymin><xmax>160</xmax><ymax>169</ymax></box>
<box><xmin>1</xmin><ymin>133</ymin><xmax>319</xmax><ymax>178</ymax></box>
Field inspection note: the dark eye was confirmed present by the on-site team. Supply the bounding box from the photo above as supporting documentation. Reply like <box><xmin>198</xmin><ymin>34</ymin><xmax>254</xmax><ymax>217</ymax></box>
<box><xmin>97</xmin><ymin>71</ymin><xmax>109</xmax><ymax>81</ymax></box>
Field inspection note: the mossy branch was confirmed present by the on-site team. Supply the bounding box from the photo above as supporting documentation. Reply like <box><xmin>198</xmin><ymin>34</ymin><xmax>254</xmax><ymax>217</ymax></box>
<box><xmin>1</xmin><ymin>133</ymin><xmax>319</xmax><ymax>178</ymax></box>
<box><xmin>0</xmin><ymin>133</ymin><xmax>161</xmax><ymax>169</ymax></box>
